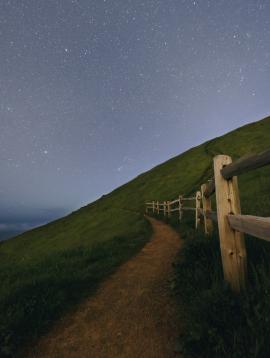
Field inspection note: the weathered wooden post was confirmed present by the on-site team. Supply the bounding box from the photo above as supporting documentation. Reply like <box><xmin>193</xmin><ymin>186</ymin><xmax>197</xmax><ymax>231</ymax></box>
<box><xmin>157</xmin><ymin>201</ymin><xmax>160</xmax><ymax>214</ymax></box>
<box><xmin>195</xmin><ymin>191</ymin><xmax>201</xmax><ymax>229</ymax></box>
<box><xmin>152</xmin><ymin>201</ymin><xmax>155</xmax><ymax>213</ymax></box>
<box><xmin>179</xmin><ymin>195</ymin><xmax>183</xmax><ymax>221</ymax></box>
<box><xmin>163</xmin><ymin>201</ymin><xmax>167</xmax><ymax>217</ymax></box>
<box><xmin>214</xmin><ymin>155</ymin><xmax>247</xmax><ymax>292</ymax></box>
<box><xmin>201</xmin><ymin>183</ymin><xmax>213</xmax><ymax>235</ymax></box>
<box><xmin>167</xmin><ymin>201</ymin><xmax>171</xmax><ymax>218</ymax></box>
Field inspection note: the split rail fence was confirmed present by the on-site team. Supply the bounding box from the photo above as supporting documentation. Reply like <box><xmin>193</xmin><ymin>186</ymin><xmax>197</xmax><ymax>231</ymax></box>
<box><xmin>145</xmin><ymin>149</ymin><xmax>270</xmax><ymax>293</ymax></box>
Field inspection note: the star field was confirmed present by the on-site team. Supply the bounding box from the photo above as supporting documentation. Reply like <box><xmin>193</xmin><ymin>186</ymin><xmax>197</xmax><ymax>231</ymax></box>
<box><xmin>0</xmin><ymin>0</ymin><xmax>270</xmax><ymax>234</ymax></box>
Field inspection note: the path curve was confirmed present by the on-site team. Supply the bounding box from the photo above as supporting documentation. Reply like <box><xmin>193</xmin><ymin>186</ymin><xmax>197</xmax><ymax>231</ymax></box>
<box><xmin>27</xmin><ymin>217</ymin><xmax>183</xmax><ymax>358</ymax></box>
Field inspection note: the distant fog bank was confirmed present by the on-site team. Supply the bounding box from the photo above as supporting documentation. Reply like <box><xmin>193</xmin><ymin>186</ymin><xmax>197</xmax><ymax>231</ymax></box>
<box><xmin>0</xmin><ymin>230</ymin><xmax>24</xmax><ymax>241</ymax></box>
<box><xmin>0</xmin><ymin>207</ymin><xmax>69</xmax><ymax>242</ymax></box>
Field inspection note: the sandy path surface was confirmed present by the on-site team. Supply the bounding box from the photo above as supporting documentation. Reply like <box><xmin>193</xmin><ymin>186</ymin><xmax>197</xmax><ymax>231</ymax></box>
<box><xmin>27</xmin><ymin>217</ymin><xmax>183</xmax><ymax>358</ymax></box>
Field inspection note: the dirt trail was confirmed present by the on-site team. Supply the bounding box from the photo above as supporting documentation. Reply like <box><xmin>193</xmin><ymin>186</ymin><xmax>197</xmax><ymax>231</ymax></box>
<box><xmin>27</xmin><ymin>217</ymin><xmax>183</xmax><ymax>358</ymax></box>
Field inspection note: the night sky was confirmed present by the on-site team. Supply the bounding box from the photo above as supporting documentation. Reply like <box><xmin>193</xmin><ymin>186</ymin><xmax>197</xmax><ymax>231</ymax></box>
<box><xmin>1</xmin><ymin>0</ymin><xmax>270</xmax><ymax>236</ymax></box>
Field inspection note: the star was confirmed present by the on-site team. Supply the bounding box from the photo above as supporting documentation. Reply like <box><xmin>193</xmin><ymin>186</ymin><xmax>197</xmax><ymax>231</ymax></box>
<box><xmin>0</xmin><ymin>0</ymin><xmax>269</xmax><ymax>241</ymax></box>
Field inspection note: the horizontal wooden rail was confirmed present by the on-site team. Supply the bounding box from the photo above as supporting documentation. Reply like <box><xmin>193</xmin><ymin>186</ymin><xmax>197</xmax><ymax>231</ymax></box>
<box><xmin>227</xmin><ymin>214</ymin><xmax>270</xmax><ymax>241</ymax></box>
<box><xmin>204</xmin><ymin>178</ymin><xmax>215</xmax><ymax>198</ymax></box>
<box><xmin>144</xmin><ymin>147</ymin><xmax>270</xmax><ymax>293</ymax></box>
<box><xmin>221</xmin><ymin>149</ymin><xmax>270</xmax><ymax>179</ymax></box>
<box><xmin>170</xmin><ymin>199</ymin><xmax>180</xmax><ymax>205</ymax></box>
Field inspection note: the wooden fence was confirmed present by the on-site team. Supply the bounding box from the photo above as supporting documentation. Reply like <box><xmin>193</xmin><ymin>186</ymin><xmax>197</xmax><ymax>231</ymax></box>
<box><xmin>145</xmin><ymin>149</ymin><xmax>270</xmax><ymax>293</ymax></box>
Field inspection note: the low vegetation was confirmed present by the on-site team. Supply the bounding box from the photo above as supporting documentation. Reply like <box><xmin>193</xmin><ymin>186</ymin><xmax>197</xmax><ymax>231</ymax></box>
<box><xmin>166</xmin><ymin>212</ymin><xmax>270</xmax><ymax>357</ymax></box>
<box><xmin>0</xmin><ymin>116</ymin><xmax>270</xmax><ymax>356</ymax></box>
<box><xmin>0</xmin><ymin>209</ymin><xmax>151</xmax><ymax>357</ymax></box>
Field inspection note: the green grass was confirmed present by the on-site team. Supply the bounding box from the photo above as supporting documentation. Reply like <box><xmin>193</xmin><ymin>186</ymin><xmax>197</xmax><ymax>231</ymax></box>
<box><xmin>165</xmin><ymin>214</ymin><xmax>270</xmax><ymax>358</ymax></box>
<box><xmin>1</xmin><ymin>116</ymin><xmax>270</xmax><ymax>357</ymax></box>
<box><xmin>0</xmin><ymin>209</ymin><xmax>152</xmax><ymax>357</ymax></box>
<box><xmin>148</xmin><ymin>115</ymin><xmax>270</xmax><ymax>356</ymax></box>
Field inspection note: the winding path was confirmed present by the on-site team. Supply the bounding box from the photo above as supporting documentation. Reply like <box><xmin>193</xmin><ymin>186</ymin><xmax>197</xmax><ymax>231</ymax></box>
<box><xmin>27</xmin><ymin>217</ymin><xmax>183</xmax><ymax>358</ymax></box>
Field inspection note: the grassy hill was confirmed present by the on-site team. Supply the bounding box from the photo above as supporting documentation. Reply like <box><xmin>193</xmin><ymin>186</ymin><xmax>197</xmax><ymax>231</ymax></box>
<box><xmin>1</xmin><ymin>116</ymin><xmax>270</xmax><ymax>357</ymax></box>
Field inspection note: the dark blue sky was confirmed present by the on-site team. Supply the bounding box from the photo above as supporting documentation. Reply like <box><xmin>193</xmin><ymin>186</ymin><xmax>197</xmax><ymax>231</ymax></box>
<box><xmin>0</xmin><ymin>0</ymin><xmax>269</xmax><ymax>234</ymax></box>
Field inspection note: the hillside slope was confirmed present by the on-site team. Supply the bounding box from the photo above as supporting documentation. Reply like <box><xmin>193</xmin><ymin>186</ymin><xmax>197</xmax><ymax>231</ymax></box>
<box><xmin>1</xmin><ymin>116</ymin><xmax>270</xmax><ymax>356</ymax></box>
<box><xmin>92</xmin><ymin>115</ymin><xmax>270</xmax><ymax>219</ymax></box>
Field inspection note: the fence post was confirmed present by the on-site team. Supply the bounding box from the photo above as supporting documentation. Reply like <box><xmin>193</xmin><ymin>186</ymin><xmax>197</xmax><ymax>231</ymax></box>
<box><xmin>163</xmin><ymin>201</ymin><xmax>166</xmax><ymax>217</ymax></box>
<box><xmin>157</xmin><ymin>201</ymin><xmax>160</xmax><ymax>214</ymax></box>
<box><xmin>195</xmin><ymin>191</ymin><xmax>201</xmax><ymax>229</ymax></box>
<box><xmin>179</xmin><ymin>195</ymin><xmax>183</xmax><ymax>221</ymax></box>
<box><xmin>214</xmin><ymin>155</ymin><xmax>247</xmax><ymax>292</ymax></box>
<box><xmin>201</xmin><ymin>184</ymin><xmax>213</xmax><ymax>235</ymax></box>
<box><xmin>152</xmin><ymin>201</ymin><xmax>155</xmax><ymax>213</ymax></box>
<box><xmin>167</xmin><ymin>201</ymin><xmax>171</xmax><ymax>218</ymax></box>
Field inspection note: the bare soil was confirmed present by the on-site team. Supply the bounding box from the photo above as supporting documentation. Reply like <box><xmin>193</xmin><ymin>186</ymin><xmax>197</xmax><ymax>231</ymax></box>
<box><xmin>27</xmin><ymin>217</ymin><xmax>183</xmax><ymax>358</ymax></box>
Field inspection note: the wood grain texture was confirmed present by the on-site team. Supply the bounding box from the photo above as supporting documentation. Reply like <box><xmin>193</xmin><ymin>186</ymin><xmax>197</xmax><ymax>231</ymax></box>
<box><xmin>228</xmin><ymin>214</ymin><xmax>270</xmax><ymax>241</ymax></box>
<box><xmin>221</xmin><ymin>149</ymin><xmax>270</xmax><ymax>179</ymax></box>
<box><xmin>214</xmin><ymin>155</ymin><xmax>247</xmax><ymax>292</ymax></box>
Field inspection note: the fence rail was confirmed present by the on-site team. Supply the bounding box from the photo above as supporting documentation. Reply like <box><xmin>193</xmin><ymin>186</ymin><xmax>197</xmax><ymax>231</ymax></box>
<box><xmin>145</xmin><ymin>148</ymin><xmax>270</xmax><ymax>293</ymax></box>
<box><xmin>221</xmin><ymin>148</ymin><xmax>270</xmax><ymax>179</ymax></box>
<box><xmin>170</xmin><ymin>199</ymin><xmax>180</xmax><ymax>205</ymax></box>
<box><xmin>227</xmin><ymin>215</ymin><xmax>270</xmax><ymax>241</ymax></box>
